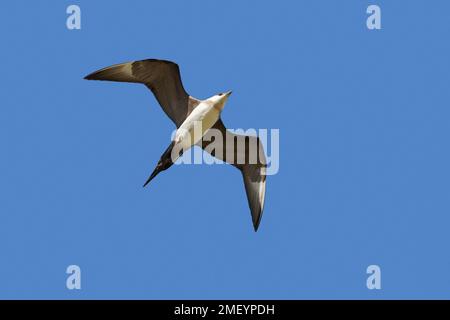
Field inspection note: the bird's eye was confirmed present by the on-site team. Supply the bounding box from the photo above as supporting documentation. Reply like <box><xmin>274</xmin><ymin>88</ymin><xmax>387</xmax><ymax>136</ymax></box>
<box><xmin>218</xmin><ymin>93</ymin><xmax>223</xmax><ymax>96</ymax></box>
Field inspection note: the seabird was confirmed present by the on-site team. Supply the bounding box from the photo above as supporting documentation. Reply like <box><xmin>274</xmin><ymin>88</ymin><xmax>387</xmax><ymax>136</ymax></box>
<box><xmin>84</xmin><ymin>59</ymin><xmax>267</xmax><ymax>231</ymax></box>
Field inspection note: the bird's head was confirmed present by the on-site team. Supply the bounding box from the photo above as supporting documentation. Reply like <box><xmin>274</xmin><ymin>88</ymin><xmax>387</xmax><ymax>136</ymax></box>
<box><xmin>210</xmin><ymin>91</ymin><xmax>232</xmax><ymax>111</ymax></box>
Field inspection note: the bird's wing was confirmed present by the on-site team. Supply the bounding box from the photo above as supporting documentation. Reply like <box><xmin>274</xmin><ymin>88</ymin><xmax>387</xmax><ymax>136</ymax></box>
<box><xmin>200</xmin><ymin>119</ymin><xmax>267</xmax><ymax>231</ymax></box>
<box><xmin>84</xmin><ymin>59</ymin><xmax>200</xmax><ymax>127</ymax></box>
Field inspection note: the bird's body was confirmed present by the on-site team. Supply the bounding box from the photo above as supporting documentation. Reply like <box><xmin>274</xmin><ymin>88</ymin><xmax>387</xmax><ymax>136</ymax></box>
<box><xmin>85</xmin><ymin>59</ymin><xmax>267</xmax><ymax>231</ymax></box>
<box><xmin>174</xmin><ymin>93</ymin><xmax>229</xmax><ymax>152</ymax></box>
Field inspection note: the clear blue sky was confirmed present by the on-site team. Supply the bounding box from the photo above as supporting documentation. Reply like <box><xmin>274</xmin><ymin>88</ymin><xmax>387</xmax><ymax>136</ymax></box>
<box><xmin>1</xmin><ymin>0</ymin><xmax>450</xmax><ymax>299</ymax></box>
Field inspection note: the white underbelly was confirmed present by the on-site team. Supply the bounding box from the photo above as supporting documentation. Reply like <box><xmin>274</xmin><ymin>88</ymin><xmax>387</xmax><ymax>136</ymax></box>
<box><xmin>175</xmin><ymin>104</ymin><xmax>220</xmax><ymax>150</ymax></box>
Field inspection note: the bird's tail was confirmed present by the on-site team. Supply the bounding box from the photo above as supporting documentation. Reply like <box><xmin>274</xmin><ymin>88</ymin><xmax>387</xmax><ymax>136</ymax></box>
<box><xmin>143</xmin><ymin>141</ymin><xmax>176</xmax><ymax>187</ymax></box>
<box><xmin>143</xmin><ymin>166</ymin><xmax>160</xmax><ymax>187</ymax></box>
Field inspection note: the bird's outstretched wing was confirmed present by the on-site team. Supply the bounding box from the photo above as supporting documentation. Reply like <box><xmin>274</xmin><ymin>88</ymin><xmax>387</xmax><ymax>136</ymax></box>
<box><xmin>84</xmin><ymin>59</ymin><xmax>200</xmax><ymax>127</ymax></box>
<box><xmin>200</xmin><ymin>119</ymin><xmax>267</xmax><ymax>231</ymax></box>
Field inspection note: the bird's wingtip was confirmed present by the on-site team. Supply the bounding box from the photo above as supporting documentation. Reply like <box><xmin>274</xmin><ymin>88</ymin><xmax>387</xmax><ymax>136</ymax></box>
<box><xmin>253</xmin><ymin>221</ymin><xmax>260</xmax><ymax>232</ymax></box>
<box><xmin>84</xmin><ymin>70</ymin><xmax>102</xmax><ymax>80</ymax></box>
<box><xmin>252</xmin><ymin>211</ymin><xmax>263</xmax><ymax>232</ymax></box>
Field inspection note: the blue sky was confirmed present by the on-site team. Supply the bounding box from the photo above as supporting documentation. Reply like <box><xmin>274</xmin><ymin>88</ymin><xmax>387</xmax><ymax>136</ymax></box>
<box><xmin>1</xmin><ymin>0</ymin><xmax>450</xmax><ymax>299</ymax></box>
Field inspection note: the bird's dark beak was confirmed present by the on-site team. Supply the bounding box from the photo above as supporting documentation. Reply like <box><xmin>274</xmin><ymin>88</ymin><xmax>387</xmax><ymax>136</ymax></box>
<box><xmin>226</xmin><ymin>90</ymin><xmax>232</xmax><ymax>97</ymax></box>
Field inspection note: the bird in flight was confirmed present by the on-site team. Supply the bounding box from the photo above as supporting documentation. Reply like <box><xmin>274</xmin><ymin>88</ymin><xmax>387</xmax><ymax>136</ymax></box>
<box><xmin>84</xmin><ymin>59</ymin><xmax>267</xmax><ymax>231</ymax></box>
